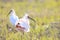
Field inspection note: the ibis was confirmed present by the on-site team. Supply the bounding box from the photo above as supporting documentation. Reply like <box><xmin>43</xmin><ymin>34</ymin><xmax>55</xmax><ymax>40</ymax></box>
<box><xmin>7</xmin><ymin>9</ymin><xmax>35</xmax><ymax>32</ymax></box>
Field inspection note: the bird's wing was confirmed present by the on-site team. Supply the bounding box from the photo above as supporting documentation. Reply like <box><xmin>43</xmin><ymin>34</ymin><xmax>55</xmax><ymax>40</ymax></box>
<box><xmin>18</xmin><ymin>19</ymin><xmax>30</xmax><ymax>32</ymax></box>
<box><xmin>9</xmin><ymin>14</ymin><xmax>19</xmax><ymax>26</ymax></box>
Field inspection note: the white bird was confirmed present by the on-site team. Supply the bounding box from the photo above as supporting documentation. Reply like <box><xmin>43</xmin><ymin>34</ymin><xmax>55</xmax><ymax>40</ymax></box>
<box><xmin>7</xmin><ymin>9</ymin><xmax>35</xmax><ymax>32</ymax></box>
<box><xmin>7</xmin><ymin>9</ymin><xmax>19</xmax><ymax>26</ymax></box>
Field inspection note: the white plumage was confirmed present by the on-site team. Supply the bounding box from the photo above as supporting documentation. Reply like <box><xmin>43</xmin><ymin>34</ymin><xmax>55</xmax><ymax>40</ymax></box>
<box><xmin>15</xmin><ymin>14</ymin><xmax>30</xmax><ymax>32</ymax></box>
<box><xmin>9</xmin><ymin>9</ymin><xmax>19</xmax><ymax>26</ymax></box>
<box><xmin>8</xmin><ymin>9</ymin><xmax>30</xmax><ymax>32</ymax></box>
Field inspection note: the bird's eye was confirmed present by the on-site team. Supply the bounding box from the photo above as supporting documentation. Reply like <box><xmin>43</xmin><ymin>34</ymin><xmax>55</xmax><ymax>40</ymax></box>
<box><xmin>18</xmin><ymin>23</ymin><xmax>20</xmax><ymax>25</ymax></box>
<box><xmin>28</xmin><ymin>16</ymin><xmax>29</xmax><ymax>18</ymax></box>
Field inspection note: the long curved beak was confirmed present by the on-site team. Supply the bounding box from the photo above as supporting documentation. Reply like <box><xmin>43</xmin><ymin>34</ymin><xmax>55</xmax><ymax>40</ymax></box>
<box><xmin>28</xmin><ymin>16</ymin><xmax>36</xmax><ymax>22</ymax></box>
<box><xmin>7</xmin><ymin>10</ymin><xmax>12</xmax><ymax>16</ymax></box>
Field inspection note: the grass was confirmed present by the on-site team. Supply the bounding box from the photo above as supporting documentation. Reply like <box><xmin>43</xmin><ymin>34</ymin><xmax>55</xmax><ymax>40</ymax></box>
<box><xmin>0</xmin><ymin>0</ymin><xmax>60</xmax><ymax>40</ymax></box>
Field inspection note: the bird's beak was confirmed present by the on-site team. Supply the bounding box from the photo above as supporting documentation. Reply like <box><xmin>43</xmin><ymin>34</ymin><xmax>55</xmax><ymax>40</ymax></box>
<box><xmin>7</xmin><ymin>10</ymin><xmax>12</xmax><ymax>16</ymax></box>
<box><xmin>28</xmin><ymin>16</ymin><xmax>36</xmax><ymax>22</ymax></box>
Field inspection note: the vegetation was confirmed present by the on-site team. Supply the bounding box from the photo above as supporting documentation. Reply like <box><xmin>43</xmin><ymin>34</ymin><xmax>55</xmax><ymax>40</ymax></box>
<box><xmin>0</xmin><ymin>0</ymin><xmax>60</xmax><ymax>40</ymax></box>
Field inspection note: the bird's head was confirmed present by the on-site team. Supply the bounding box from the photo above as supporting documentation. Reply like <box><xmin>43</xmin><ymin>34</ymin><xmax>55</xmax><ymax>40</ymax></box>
<box><xmin>24</xmin><ymin>14</ymin><xmax>29</xmax><ymax>17</ymax></box>
<box><xmin>23</xmin><ymin>13</ymin><xmax>36</xmax><ymax>22</ymax></box>
<box><xmin>7</xmin><ymin>9</ymin><xmax>15</xmax><ymax>16</ymax></box>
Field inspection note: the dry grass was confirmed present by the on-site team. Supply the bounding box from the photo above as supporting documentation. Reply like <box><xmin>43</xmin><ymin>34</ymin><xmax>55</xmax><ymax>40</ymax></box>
<box><xmin>0</xmin><ymin>0</ymin><xmax>60</xmax><ymax>40</ymax></box>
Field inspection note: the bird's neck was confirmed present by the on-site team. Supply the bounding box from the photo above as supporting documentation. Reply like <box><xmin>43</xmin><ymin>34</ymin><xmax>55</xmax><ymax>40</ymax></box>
<box><xmin>10</xmin><ymin>12</ymin><xmax>16</xmax><ymax>16</ymax></box>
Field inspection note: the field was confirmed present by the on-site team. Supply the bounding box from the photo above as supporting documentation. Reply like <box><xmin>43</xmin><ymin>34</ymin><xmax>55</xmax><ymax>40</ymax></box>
<box><xmin>0</xmin><ymin>0</ymin><xmax>60</xmax><ymax>40</ymax></box>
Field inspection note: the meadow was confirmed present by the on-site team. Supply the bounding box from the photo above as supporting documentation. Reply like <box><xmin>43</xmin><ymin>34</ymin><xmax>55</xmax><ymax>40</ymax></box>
<box><xmin>0</xmin><ymin>0</ymin><xmax>60</xmax><ymax>40</ymax></box>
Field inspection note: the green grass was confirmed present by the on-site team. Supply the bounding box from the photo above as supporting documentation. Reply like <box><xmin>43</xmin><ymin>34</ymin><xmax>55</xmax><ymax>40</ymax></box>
<box><xmin>0</xmin><ymin>0</ymin><xmax>60</xmax><ymax>40</ymax></box>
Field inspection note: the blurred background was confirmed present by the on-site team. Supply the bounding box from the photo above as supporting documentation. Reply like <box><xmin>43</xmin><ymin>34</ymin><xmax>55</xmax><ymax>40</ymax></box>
<box><xmin>0</xmin><ymin>0</ymin><xmax>60</xmax><ymax>40</ymax></box>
